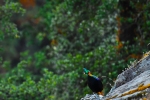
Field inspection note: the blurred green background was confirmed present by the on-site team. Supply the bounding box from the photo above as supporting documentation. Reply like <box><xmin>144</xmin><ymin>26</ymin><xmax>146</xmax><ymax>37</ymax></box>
<box><xmin>0</xmin><ymin>0</ymin><xmax>150</xmax><ymax>100</ymax></box>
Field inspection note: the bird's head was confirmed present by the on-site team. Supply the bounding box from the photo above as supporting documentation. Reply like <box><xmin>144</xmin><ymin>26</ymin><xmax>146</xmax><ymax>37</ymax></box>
<box><xmin>83</xmin><ymin>68</ymin><xmax>90</xmax><ymax>74</ymax></box>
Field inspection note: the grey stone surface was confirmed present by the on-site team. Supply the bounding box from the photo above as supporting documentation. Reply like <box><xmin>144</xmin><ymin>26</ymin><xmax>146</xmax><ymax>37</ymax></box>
<box><xmin>81</xmin><ymin>94</ymin><xmax>103</xmax><ymax>100</ymax></box>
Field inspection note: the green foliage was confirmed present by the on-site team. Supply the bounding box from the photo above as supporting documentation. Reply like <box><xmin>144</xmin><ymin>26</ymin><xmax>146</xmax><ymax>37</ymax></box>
<box><xmin>0</xmin><ymin>1</ymin><xmax>25</xmax><ymax>38</ymax></box>
<box><xmin>0</xmin><ymin>0</ymin><xmax>150</xmax><ymax>100</ymax></box>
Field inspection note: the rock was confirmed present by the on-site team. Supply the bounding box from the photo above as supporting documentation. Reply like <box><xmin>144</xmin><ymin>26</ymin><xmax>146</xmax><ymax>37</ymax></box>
<box><xmin>82</xmin><ymin>51</ymin><xmax>150</xmax><ymax>100</ymax></box>
<box><xmin>104</xmin><ymin>52</ymin><xmax>150</xmax><ymax>100</ymax></box>
<box><xmin>81</xmin><ymin>94</ymin><xmax>103</xmax><ymax>100</ymax></box>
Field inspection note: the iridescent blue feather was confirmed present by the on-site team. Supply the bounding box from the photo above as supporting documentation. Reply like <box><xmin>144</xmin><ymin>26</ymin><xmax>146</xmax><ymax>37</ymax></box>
<box><xmin>91</xmin><ymin>75</ymin><xmax>100</xmax><ymax>80</ymax></box>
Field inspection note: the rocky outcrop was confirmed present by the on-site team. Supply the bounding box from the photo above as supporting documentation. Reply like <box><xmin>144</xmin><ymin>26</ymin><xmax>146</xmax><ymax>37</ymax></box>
<box><xmin>82</xmin><ymin>51</ymin><xmax>150</xmax><ymax>100</ymax></box>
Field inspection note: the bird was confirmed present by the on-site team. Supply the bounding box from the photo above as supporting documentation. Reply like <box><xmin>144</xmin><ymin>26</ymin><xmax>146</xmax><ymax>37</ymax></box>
<box><xmin>83</xmin><ymin>68</ymin><xmax>103</xmax><ymax>95</ymax></box>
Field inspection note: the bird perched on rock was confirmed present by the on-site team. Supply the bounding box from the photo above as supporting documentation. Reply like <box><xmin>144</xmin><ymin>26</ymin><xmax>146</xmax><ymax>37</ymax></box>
<box><xmin>83</xmin><ymin>68</ymin><xmax>103</xmax><ymax>95</ymax></box>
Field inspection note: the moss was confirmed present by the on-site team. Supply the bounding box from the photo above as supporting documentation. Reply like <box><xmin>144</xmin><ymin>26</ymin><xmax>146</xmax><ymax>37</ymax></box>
<box><xmin>121</xmin><ymin>84</ymin><xmax>150</xmax><ymax>97</ymax></box>
<box><xmin>106</xmin><ymin>84</ymin><xmax>150</xmax><ymax>99</ymax></box>
<box><xmin>106</xmin><ymin>95</ymin><xmax>118</xmax><ymax>100</ymax></box>
<box><xmin>142</xmin><ymin>97</ymin><xmax>147</xmax><ymax>100</ymax></box>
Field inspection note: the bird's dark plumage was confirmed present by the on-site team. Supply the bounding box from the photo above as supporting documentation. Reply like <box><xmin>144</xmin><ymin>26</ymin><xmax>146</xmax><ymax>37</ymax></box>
<box><xmin>83</xmin><ymin>68</ymin><xmax>103</xmax><ymax>93</ymax></box>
